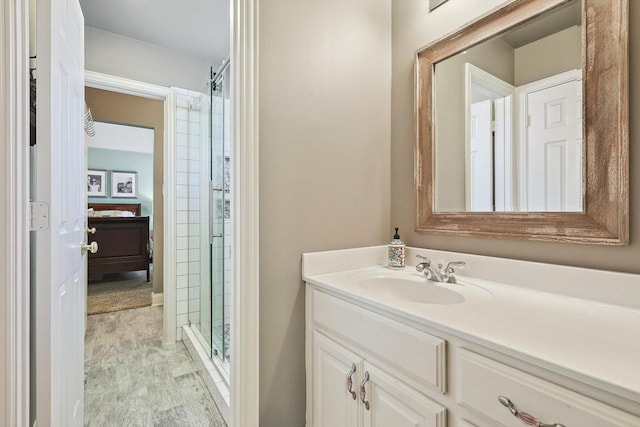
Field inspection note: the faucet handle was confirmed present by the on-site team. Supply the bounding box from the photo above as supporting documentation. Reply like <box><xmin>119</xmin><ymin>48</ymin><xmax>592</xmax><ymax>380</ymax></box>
<box><xmin>415</xmin><ymin>255</ymin><xmax>432</xmax><ymax>273</ymax></box>
<box><xmin>443</xmin><ymin>260</ymin><xmax>466</xmax><ymax>274</ymax></box>
<box><xmin>440</xmin><ymin>261</ymin><xmax>466</xmax><ymax>283</ymax></box>
<box><xmin>415</xmin><ymin>254</ymin><xmax>431</xmax><ymax>264</ymax></box>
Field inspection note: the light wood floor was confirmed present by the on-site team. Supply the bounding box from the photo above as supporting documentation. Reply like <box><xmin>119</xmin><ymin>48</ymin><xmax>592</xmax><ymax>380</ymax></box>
<box><xmin>84</xmin><ymin>306</ymin><xmax>227</xmax><ymax>426</ymax></box>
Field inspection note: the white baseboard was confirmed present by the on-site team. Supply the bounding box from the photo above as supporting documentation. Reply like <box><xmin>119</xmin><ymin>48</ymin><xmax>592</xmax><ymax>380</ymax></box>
<box><xmin>151</xmin><ymin>292</ymin><xmax>164</xmax><ymax>306</ymax></box>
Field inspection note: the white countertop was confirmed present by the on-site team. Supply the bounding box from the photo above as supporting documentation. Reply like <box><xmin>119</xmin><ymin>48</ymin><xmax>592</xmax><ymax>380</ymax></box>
<box><xmin>303</xmin><ymin>247</ymin><xmax>640</xmax><ymax>405</ymax></box>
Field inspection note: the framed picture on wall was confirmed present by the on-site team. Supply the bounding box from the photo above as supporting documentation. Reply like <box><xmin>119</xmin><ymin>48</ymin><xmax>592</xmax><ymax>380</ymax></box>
<box><xmin>87</xmin><ymin>169</ymin><xmax>107</xmax><ymax>197</ymax></box>
<box><xmin>111</xmin><ymin>171</ymin><xmax>137</xmax><ymax>198</ymax></box>
<box><xmin>429</xmin><ymin>0</ymin><xmax>448</xmax><ymax>11</ymax></box>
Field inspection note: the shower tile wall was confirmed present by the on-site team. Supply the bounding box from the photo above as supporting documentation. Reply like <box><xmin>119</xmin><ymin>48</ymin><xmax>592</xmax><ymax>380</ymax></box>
<box><xmin>175</xmin><ymin>89</ymin><xmax>205</xmax><ymax>339</ymax></box>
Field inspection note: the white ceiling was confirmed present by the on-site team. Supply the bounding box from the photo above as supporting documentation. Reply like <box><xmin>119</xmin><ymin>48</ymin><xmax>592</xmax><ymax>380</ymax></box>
<box><xmin>500</xmin><ymin>0</ymin><xmax>581</xmax><ymax>48</ymax></box>
<box><xmin>79</xmin><ymin>0</ymin><xmax>229</xmax><ymax>65</ymax></box>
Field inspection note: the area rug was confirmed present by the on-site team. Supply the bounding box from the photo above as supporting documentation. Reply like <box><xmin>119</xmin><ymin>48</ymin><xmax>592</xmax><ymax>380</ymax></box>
<box><xmin>87</xmin><ymin>270</ymin><xmax>152</xmax><ymax>315</ymax></box>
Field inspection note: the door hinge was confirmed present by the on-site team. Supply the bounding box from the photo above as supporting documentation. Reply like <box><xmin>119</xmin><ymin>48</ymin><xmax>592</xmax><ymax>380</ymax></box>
<box><xmin>526</xmin><ymin>115</ymin><xmax>532</xmax><ymax>127</ymax></box>
<box><xmin>29</xmin><ymin>202</ymin><xmax>49</xmax><ymax>231</ymax></box>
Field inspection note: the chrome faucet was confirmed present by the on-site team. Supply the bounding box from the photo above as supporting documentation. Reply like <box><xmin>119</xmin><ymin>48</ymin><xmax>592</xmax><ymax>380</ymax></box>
<box><xmin>415</xmin><ymin>255</ymin><xmax>466</xmax><ymax>284</ymax></box>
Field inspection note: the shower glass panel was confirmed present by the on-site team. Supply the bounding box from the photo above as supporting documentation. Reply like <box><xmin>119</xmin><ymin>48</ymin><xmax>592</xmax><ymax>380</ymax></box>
<box><xmin>195</xmin><ymin>60</ymin><xmax>231</xmax><ymax>373</ymax></box>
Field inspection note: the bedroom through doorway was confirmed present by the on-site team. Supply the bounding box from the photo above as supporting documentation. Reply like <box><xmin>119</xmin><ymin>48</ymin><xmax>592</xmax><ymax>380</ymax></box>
<box><xmin>85</xmin><ymin>89</ymin><xmax>163</xmax><ymax>316</ymax></box>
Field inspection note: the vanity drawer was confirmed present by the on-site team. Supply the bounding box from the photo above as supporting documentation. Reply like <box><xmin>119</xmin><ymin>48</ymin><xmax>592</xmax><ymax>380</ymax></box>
<box><xmin>312</xmin><ymin>290</ymin><xmax>446</xmax><ymax>393</ymax></box>
<box><xmin>458</xmin><ymin>349</ymin><xmax>640</xmax><ymax>427</ymax></box>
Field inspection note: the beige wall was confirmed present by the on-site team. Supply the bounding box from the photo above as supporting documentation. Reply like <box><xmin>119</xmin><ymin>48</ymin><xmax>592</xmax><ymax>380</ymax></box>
<box><xmin>85</xmin><ymin>27</ymin><xmax>212</xmax><ymax>92</ymax></box>
<box><xmin>392</xmin><ymin>0</ymin><xmax>640</xmax><ymax>274</ymax></box>
<box><xmin>515</xmin><ymin>25</ymin><xmax>581</xmax><ymax>86</ymax></box>
<box><xmin>85</xmin><ymin>87</ymin><xmax>165</xmax><ymax>293</ymax></box>
<box><xmin>258</xmin><ymin>1</ymin><xmax>392</xmax><ymax>425</ymax></box>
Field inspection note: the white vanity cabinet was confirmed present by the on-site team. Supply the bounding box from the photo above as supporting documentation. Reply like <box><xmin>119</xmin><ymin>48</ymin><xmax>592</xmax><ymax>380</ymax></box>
<box><xmin>306</xmin><ymin>285</ymin><xmax>640</xmax><ymax>427</ymax></box>
<box><xmin>307</xmin><ymin>289</ymin><xmax>447</xmax><ymax>427</ymax></box>
<box><xmin>304</xmin><ymin>247</ymin><xmax>640</xmax><ymax>427</ymax></box>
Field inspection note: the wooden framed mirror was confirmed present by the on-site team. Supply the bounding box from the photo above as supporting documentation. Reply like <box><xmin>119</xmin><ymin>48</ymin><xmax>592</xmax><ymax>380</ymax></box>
<box><xmin>416</xmin><ymin>0</ymin><xmax>628</xmax><ymax>245</ymax></box>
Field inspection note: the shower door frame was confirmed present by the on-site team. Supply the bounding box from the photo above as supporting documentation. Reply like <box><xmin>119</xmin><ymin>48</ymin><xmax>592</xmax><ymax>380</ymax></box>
<box><xmin>208</xmin><ymin>69</ymin><xmax>230</xmax><ymax>366</ymax></box>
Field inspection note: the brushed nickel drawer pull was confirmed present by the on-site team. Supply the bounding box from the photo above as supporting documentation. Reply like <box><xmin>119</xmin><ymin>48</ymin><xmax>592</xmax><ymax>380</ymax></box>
<box><xmin>359</xmin><ymin>371</ymin><xmax>370</xmax><ymax>411</ymax></box>
<box><xmin>81</xmin><ymin>241</ymin><xmax>98</xmax><ymax>255</ymax></box>
<box><xmin>498</xmin><ymin>396</ymin><xmax>566</xmax><ymax>427</ymax></box>
<box><xmin>345</xmin><ymin>363</ymin><xmax>357</xmax><ymax>400</ymax></box>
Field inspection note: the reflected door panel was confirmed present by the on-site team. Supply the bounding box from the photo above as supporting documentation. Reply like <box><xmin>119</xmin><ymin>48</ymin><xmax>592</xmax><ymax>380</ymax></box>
<box><xmin>523</xmin><ymin>78</ymin><xmax>581</xmax><ymax>211</ymax></box>
<box><xmin>469</xmin><ymin>99</ymin><xmax>493</xmax><ymax>211</ymax></box>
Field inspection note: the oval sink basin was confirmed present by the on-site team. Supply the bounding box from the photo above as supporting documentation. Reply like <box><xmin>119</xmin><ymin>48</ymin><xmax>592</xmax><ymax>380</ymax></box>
<box><xmin>355</xmin><ymin>277</ymin><xmax>465</xmax><ymax>305</ymax></box>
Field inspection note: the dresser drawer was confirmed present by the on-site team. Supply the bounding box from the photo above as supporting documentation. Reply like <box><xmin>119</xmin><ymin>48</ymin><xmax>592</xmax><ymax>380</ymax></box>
<box><xmin>458</xmin><ymin>349</ymin><xmax>640</xmax><ymax>427</ymax></box>
<box><xmin>312</xmin><ymin>290</ymin><xmax>446</xmax><ymax>393</ymax></box>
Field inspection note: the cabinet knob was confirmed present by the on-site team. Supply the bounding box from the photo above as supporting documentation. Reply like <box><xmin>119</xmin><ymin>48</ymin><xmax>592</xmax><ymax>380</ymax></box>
<box><xmin>346</xmin><ymin>363</ymin><xmax>357</xmax><ymax>400</ymax></box>
<box><xmin>359</xmin><ymin>371</ymin><xmax>370</xmax><ymax>411</ymax></box>
<box><xmin>498</xmin><ymin>396</ymin><xmax>565</xmax><ymax>427</ymax></box>
<box><xmin>81</xmin><ymin>241</ymin><xmax>98</xmax><ymax>255</ymax></box>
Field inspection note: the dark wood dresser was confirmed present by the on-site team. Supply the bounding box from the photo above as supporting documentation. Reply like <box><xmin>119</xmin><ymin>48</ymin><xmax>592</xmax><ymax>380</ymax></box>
<box><xmin>87</xmin><ymin>215</ymin><xmax>151</xmax><ymax>281</ymax></box>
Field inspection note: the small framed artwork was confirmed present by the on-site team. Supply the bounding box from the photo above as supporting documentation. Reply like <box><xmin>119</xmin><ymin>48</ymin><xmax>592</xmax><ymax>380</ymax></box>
<box><xmin>87</xmin><ymin>169</ymin><xmax>107</xmax><ymax>197</ymax></box>
<box><xmin>111</xmin><ymin>171</ymin><xmax>137</xmax><ymax>198</ymax></box>
<box><xmin>429</xmin><ymin>0</ymin><xmax>449</xmax><ymax>11</ymax></box>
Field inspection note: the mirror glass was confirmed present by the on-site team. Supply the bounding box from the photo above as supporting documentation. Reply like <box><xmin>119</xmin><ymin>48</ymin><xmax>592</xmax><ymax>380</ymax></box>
<box><xmin>433</xmin><ymin>0</ymin><xmax>582</xmax><ymax>212</ymax></box>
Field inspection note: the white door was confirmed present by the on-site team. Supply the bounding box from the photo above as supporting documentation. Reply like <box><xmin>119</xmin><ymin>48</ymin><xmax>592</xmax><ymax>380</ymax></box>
<box><xmin>492</xmin><ymin>96</ymin><xmax>514</xmax><ymax>212</ymax></box>
<box><xmin>469</xmin><ymin>99</ymin><xmax>493</xmax><ymax>211</ymax></box>
<box><xmin>34</xmin><ymin>0</ymin><xmax>86</xmax><ymax>426</ymax></box>
<box><xmin>362</xmin><ymin>363</ymin><xmax>446</xmax><ymax>427</ymax></box>
<box><xmin>523</xmin><ymin>79</ymin><xmax>582</xmax><ymax>211</ymax></box>
<box><xmin>313</xmin><ymin>333</ymin><xmax>361</xmax><ymax>427</ymax></box>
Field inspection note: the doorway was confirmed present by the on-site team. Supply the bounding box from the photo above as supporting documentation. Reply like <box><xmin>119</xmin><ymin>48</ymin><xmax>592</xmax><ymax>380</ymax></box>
<box><xmin>84</xmin><ymin>91</ymin><xmax>161</xmax><ymax>316</ymax></box>
<box><xmin>85</xmin><ymin>70</ymin><xmax>233</xmax><ymax>423</ymax></box>
<box><xmin>2</xmin><ymin>1</ymin><xmax>260</xmax><ymax>425</ymax></box>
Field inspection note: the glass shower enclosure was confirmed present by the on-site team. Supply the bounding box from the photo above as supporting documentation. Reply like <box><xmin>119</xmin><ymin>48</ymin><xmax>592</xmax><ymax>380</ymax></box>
<box><xmin>194</xmin><ymin>59</ymin><xmax>231</xmax><ymax>375</ymax></box>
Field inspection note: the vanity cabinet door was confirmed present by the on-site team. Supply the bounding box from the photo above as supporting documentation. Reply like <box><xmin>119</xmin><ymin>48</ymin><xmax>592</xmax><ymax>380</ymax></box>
<box><xmin>362</xmin><ymin>362</ymin><xmax>447</xmax><ymax>427</ymax></box>
<box><xmin>458</xmin><ymin>349</ymin><xmax>640</xmax><ymax>427</ymax></box>
<box><xmin>312</xmin><ymin>332</ymin><xmax>362</xmax><ymax>427</ymax></box>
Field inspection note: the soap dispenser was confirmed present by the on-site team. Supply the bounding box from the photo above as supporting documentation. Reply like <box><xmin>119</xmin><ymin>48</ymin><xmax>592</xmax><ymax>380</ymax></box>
<box><xmin>388</xmin><ymin>227</ymin><xmax>405</xmax><ymax>269</ymax></box>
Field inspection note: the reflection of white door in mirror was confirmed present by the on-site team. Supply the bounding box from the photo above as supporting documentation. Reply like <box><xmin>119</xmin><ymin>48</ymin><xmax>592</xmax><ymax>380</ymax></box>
<box><xmin>517</xmin><ymin>70</ymin><xmax>582</xmax><ymax>212</ymax></box>
<box><xmin>464</xmin><ymin>66</ymin><xmax>581</xmax><ymax>213</ymax></box>
<box><xmin>464</xmin><ymin>64</ymin><xmax>515</xmax><ymax>212</ymax></box>
<box><xmin>469</xmin><ymin>100</ymin><xmax>493</xmax><ymax>211</ymax></box>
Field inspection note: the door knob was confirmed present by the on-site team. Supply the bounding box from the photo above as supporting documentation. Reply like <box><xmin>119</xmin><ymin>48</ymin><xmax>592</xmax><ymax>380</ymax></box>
<box><xmin>86</xmin><ymin>227</ymin><xmax>96</xmax><ymax>234</ymax></box>
<box><xmin>81</xmin><ymin>241</ymin><xmax>98</xmax><ymax>255</ymax></box>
